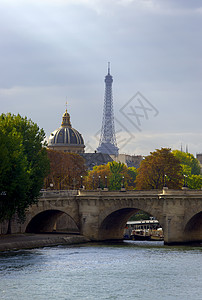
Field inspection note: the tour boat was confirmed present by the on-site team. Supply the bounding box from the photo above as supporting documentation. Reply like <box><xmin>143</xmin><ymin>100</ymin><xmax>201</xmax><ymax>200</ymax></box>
<box><xmin>130</xmin><ymin>229</ymin><xmax>151</xmax><ymax>241</ymax></box>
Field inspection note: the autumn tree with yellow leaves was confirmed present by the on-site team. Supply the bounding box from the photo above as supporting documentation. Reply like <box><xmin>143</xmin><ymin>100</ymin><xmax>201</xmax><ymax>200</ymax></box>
<box><xmin>135</xmin><ymin>148</ymin><xmax>183</xmax><ymax>190</ymax></box>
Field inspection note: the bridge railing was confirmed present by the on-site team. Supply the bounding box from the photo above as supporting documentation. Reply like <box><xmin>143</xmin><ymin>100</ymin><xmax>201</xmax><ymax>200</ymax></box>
<box><xmin>78</xmin><ymin>189</ymin><xmax>202</xmax><ymax>197</ymax></box>
<box><xmin>78</xmin><ymin>189</ymin><xmax>162</xmax><ymax>196</ymax></box>
<box><xmin>40</xmin><ymin>188</ymin><xmax>202</xmax><ymax>199</ymax></box>
<box><xmin>40</xmin><ymin>189</ymin><xmax>78</xmax><ymax>198</ymax></box>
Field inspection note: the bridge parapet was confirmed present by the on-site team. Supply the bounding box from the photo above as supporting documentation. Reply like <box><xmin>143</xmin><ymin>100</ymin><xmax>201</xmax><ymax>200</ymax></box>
<box><xmin>160</xmin><ymin>188</ymin><xmax>202</xmax><ymax>197</ymax></box>
<box><xmin>78</xmin><ymin>189</ymin><xmax>162</xmax><ymax>197</ymax></box>
<box><xmin>40</xmin><ymin>188</ymin><xmax>202</xmax><ymax>199</ymax></box>
<box><xmin>40</xmin><ymin>190</ymin><xmax>78</xmax><ymax>198</ymax></box>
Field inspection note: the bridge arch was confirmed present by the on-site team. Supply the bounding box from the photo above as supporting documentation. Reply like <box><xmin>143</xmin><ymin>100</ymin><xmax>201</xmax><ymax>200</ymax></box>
<box><xmin>98</xmin><ymin>202</ymin><xmax>164</xmax><ymax>240</ymax></box>
<box><xmin>184</xmin><ymin>211</ymin><xmax>202</xmax><ymax>243</ymax></box>
<box><xmin>98</xmin><ymin>208</ymin><xmax>138</xmax><ymax>240</ymax></box>
<box><xmin>25</xmin><ymin>209</ymin><xmax>79</xmax><ymax>234</ymax></box>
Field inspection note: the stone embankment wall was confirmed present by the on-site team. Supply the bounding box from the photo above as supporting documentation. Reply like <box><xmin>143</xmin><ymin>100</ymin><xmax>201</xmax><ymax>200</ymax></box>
<box><xmin>0</xmin><ymin>234</ymin><xmax>90</xmax><ymax>252</ymax></box>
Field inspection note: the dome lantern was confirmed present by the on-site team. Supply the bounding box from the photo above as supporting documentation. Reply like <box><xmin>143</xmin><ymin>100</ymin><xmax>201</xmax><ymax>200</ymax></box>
<box><xmin>61</xmin><ymin>109</ymin><xmax>72</xmax><ymax>128</ymax></box>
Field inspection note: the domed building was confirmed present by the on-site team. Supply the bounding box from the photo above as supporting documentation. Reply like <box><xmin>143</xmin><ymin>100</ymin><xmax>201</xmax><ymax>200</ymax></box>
<box><xmin>48</xmin><ymin>109</ymin><xmax>85</xmax><ymax>153</ymax></box>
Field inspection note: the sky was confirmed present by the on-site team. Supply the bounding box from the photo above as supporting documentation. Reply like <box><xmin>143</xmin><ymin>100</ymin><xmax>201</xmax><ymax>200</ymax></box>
<box><xmin>1</xmin><ymin>0</ymin><xmax>202</xmax><ymax>156</ymax></box>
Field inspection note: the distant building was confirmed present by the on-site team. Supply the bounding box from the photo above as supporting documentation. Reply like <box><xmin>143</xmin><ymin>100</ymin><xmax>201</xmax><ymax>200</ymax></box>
<box><xmin>80</xmin><ymin>152</ymin><xmax>113</xmax><ymax>170</ymax></box>
<box><xmin>196</xmin><ymin>154</ymin><xmax>202</xmax><ymax>173</ymax></box>
<box><xmin>110</xmin><ymin>154</ymin><xmax>143</xmax><ymax>169</ymax></box>
<box><xmin>196</xmin><ymin>154</ymin><xmax>202</xmax><ymax>164</ymax></box>
<box><xmin>48</xmin><ymin>109</ymin><xmax>85</xmax><ymax>154</ymax></box>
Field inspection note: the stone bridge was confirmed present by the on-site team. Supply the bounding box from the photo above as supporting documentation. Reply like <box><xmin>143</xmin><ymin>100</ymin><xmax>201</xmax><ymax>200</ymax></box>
<box><xmin>4</xmin><ymin>188</ymin><xmax>202</xmax><ymax>245</ymax></box>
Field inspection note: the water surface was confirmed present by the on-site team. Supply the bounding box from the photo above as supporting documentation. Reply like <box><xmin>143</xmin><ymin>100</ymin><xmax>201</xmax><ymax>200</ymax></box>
<box><xmin>0</xmin><ymin>241</ymin><xmax>201</xmax><ymax>300</ymax></box>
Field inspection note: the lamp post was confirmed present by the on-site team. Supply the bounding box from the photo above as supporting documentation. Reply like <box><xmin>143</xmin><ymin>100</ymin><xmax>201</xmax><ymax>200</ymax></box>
<box><xmin>98</xmin><ymin>175</ymin><xmax>101</xmax><ymax>189</ymax></box>
<box><xmin>73</xmin><ymin>178</ymin><xmax>76</xmax><ymax>190</ymax></box>
<box><xmin>80</xmin><ymin>175</ymin><xmax>83</xmax><ymax>189</ymax></box>
<box><xmin>164</xmin><ymin>174</ymin><xmax>167</xmax><ymax>188</ymax></box>
<box><xmin>105</xmin><ymin>176</ymin><xmax>107</xmax><ymax>189</ymax></box>
<box><xmin>122</xmin><ymin>176</ymin><xmax>125</xmax><ymax>189</ymax></box>
<box><xmin>120</xmin><ymin>176</ymin><xmax>126</xmax><ymax>192</ymax></box>
<box><xmin>183</xmin><ymin>175</ymin><xmax>187</xmax><ymax>188</ymax></box>
<box><xmin>92</xmin><ymin>175</ymin><xmax>95</xmax><ymax>190</ymax></box>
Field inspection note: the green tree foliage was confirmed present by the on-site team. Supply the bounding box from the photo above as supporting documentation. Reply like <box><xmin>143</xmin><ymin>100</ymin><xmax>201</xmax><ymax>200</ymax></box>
<box><xmin>129</xmin><ymin>211</ymin><xmax>151</xmax><ymax>221</ymax></box>
<box><xmin>187</xmin><ymin>175</ymin><xmax>202</xmax><ymax>189</ymax></box>
<box><xmin>109</xmin><ymin>161</ymin><xmax>124</xmax><ymax>190</ymax></box>
<box><xmin>172</xmin><ymin>150</ymin><xmax>202</xmax><ymax>189</ymax></box>
<box><xmin>172</xmin><ymin>150</ymin><xmax>201</xmax><ymax>175</ymax></box>
<box><xmin>127</xmin><ymin>167</ymin><xmax>137</xmax><ymax>189</ymax></box>
<box><xmin>84</xmin><ymin>161</ymin><xmax>132</xmax><ymax>191</ymax></box>
<box><xmin>0</xmin><ymin>128</ymin><xmax>29</xmax><ymax>223</ymax></box>
<box><xmin>135</xmin><ymin>148</ymin><xmax>183</xmax><ymax>190</ymax></box>
<box><xmin>181</xmin><ymin>164</ymin><xmax>202</xmax><ymax>189</ymax></box>
<box><xmin>0</xmin><ymin>113</ymin><xmax>49</xmax><ymax>228</ymax></box>
<box><xmin>181</xmin><ymin>164</ymin><xmax>192</xmax><ymax>176</ymax></box>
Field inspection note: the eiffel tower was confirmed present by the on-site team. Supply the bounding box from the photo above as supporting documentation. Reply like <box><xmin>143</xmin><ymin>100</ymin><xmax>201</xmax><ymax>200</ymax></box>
<box><xmin>97</xmin><ymin>63</ymin><xmax>119</xmax><ymax>156</ymax></box>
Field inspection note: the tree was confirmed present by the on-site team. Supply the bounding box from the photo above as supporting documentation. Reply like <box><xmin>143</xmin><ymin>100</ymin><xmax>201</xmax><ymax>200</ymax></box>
<box><xmin>109</xmin><ymin>161</ymin><xmax>125</xmax><ymax>190</ymax></box>
<box><xmin>129</xmin><ymin>211</ymin><xmax>151</xmax><ymax>221</ymax></box>
<box><xmin>172</xmin><ymin>150</ymin><xmax>202</xmax><ymax>189</ymax></box>
<box><xmin>127</xmin><ymin>167</ymin><xmax>137</xmax><ymax>189</ymax></box>
<box><xmin>0</xmin><ymin>113</ymin><xmax>49</xmax><ymax>230</ymax></box>
<box><xmin>187</xmin><ymin>175</ymin><xmax>202</xmax><ymax>189</ymax></box>
<box><xmin>84</xmin><ymin>161</ymin><xmax>132</xmax><ymax>191</ymax></box>
<box><xmin>0</xmin><ymin>128</ymin><xmax>29</xmax><ymax>224</ymax></box>
<box><xmin>181</xmin><ymin>164</ymin><xmax>202</xmax><ymax>189</ymax></box>
<box><xmin>135</xmin><ymin>148</ymin><xmax>183</xmax><ymax>190</ymax></box>
<box><xmin>84</xmin><ymin>164</ymin><xmax>111</xmax><ymax>190</ymax></box>
<box><xmin>45</xmin><ymin>150</ymin><xmax>86</xmax><ymax>189</ymax></box>
<box><xmin>172</xmin><ymin>150</ymin><xmax>200</xmax><ymax>175</ymax></box>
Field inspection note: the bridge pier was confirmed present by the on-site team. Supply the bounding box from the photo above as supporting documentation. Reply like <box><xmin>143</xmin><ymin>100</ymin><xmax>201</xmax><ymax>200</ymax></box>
<box><xmin>162</xmin><ymin>215</ymin><xmax>185</xmax><ymax>245</ymax></box>
<box><xmin>78</xmin><ymin>196</ymin><xmax>100</xmax><ymax>240</ymax></box>
<box><xmin>160</xmin><ymin>189</ymin><xmax>202</xmax><ymax>244</ymax></box>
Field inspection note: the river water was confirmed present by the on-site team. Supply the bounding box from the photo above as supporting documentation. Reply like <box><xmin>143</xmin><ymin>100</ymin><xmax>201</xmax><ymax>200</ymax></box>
<box><xmin>0</xmin><ymin>240</ymin><xmax>201</xmax><ymax>300</ymax></box>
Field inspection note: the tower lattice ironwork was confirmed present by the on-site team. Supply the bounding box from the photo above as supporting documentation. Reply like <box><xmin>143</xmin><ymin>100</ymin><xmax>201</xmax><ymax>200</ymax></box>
<box><xmin>97</xmin><ymin>63</ymin><xmax>119</xmax><ymax>156</ymax></box>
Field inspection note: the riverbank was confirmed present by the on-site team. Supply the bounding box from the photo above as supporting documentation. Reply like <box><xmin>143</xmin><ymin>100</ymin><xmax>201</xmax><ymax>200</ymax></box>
<box><xmin>0</xmin><ymin>233</ymin><xmax>90</xmax><ymax>252</ymax></box>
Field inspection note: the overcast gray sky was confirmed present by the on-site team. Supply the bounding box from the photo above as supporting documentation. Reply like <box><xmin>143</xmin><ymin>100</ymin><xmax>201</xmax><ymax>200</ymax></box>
<box><xmin>1</xmin><ymin>0</ymin><xmax>202</xmax><ymax>156</ymax></box>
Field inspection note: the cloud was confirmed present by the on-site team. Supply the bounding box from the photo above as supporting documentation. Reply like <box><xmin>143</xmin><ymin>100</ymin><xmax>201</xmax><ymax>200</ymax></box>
<box><xmin>1</xmin><ymin>0</ymin><xmax>201</xmax><ymax>88</ymax></box>
<box><xmin>0</xmin><ymin>0</ymin><xmax>201</xmax><ymax>156</ymax></box>
<box><xmin>121</xmin><ymin>131</ymin><xmax>202</xmax><ymax>156</ymax></box>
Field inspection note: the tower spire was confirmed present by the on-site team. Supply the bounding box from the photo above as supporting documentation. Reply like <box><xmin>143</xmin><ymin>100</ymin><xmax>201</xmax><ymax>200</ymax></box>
<box><xmin>186</xmin><ymin>144</ymin><xmax>188</xmax><ymax>153</ymax></box>
<box><xmin>97</xmin><ymin>63</ymin><xmax>119</xmax><ymax>156</ymax></box>
<box><xmin>108</xmin><ymin>62</ymin><xmax>110</xmax><ymax>75</ymax></box>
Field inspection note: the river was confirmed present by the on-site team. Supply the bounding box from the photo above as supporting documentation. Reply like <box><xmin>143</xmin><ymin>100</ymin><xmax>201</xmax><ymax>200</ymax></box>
<box><xmin>0</xmin><ymin>240</ymin><xmax>201</xmax><ymax>300</ymax></box>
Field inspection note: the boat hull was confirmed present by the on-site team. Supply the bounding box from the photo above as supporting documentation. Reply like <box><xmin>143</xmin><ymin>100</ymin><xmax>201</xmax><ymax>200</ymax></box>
<box><xmin>131</xmin><ymin>234</ymin><xmax>151</xmax><ymax>241</ymax></box>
